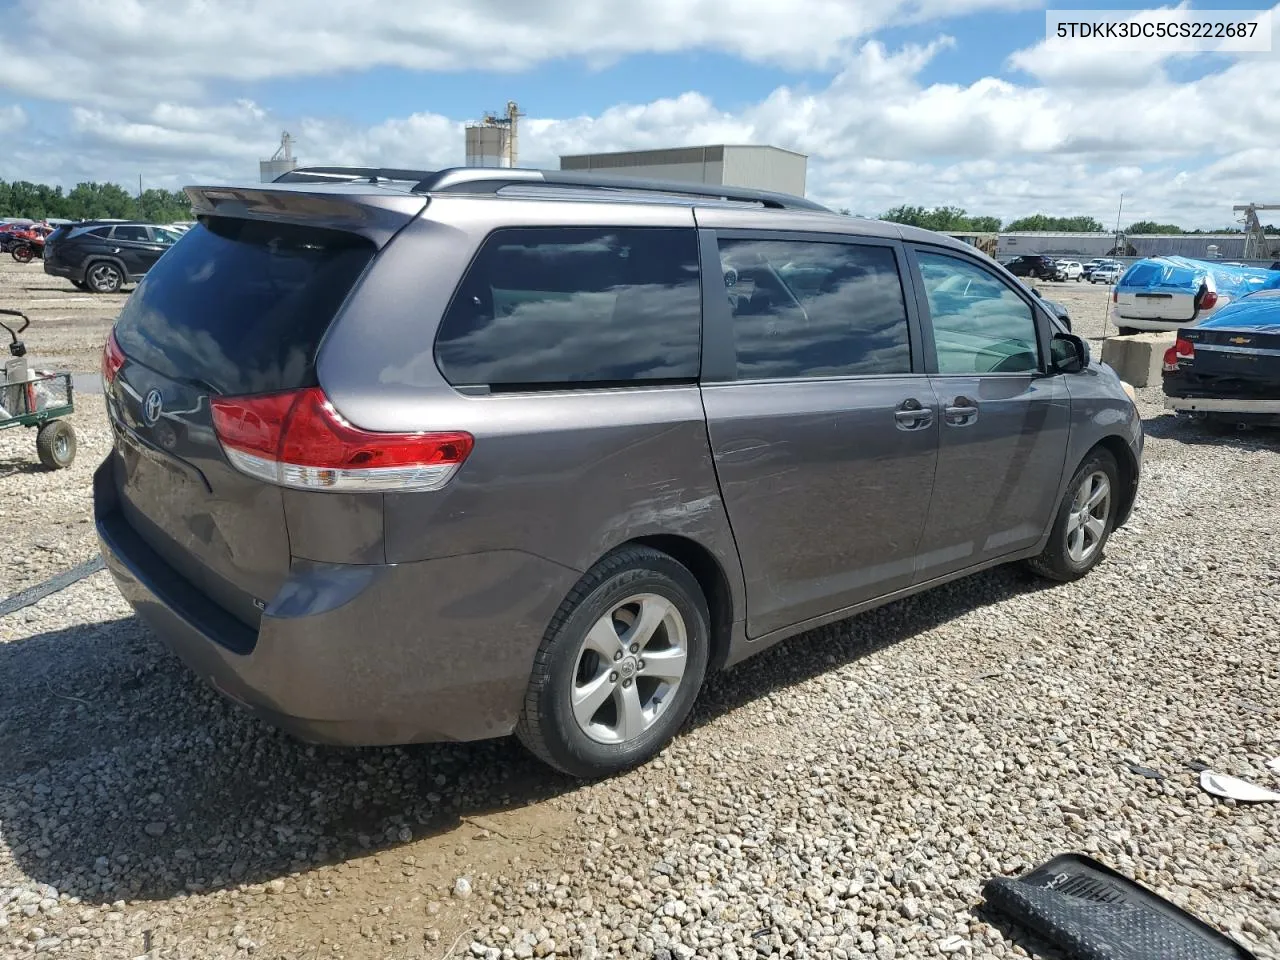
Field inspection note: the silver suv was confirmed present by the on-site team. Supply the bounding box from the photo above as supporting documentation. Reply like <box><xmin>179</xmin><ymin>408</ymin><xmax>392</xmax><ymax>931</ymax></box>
<box><xmin>95</xmin><ymin>167</ymin><xmax>1143</xmax><ymax>778</ymax></box>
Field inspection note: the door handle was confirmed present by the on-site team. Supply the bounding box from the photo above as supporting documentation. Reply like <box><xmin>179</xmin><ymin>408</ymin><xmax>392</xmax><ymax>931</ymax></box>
<box><xmin>894</xmin><ymin>398</ymin><xmax>933</xmax><ymax>430</ymax></box>
<box><xmin>944</xmin><ymin>396</ymin><xmax>979</xmax><ymax>426</ymax></box>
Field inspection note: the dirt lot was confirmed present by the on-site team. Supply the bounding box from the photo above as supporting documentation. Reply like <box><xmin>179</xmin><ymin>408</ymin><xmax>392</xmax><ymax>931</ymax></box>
<box><xmin>0</xmin><ymin>258</ymin><xmax>126</xmax><ymax>375</ymax></box>
<box><xmin>0</xmin><ymin>258</ymin><xmax>1277</xmax><ymax>959</ymax></box>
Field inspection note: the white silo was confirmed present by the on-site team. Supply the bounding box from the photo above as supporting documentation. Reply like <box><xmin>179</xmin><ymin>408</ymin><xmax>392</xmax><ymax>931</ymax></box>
<box><xmin>260</xmin><ymin>132</ymin><xmax>298</xmax><ymax>182</ymax></box>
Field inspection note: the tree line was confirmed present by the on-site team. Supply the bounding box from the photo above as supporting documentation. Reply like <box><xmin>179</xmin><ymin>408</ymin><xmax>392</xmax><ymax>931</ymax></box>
<box><xmin>868</xmin><ymin>205</ymin><xmax>1276</xmax><ymax>235</ymax></box>
<box><xmin>0</xmin><ymin>180</ymin><xmax>194</xmax><ymax>224</ymax></box>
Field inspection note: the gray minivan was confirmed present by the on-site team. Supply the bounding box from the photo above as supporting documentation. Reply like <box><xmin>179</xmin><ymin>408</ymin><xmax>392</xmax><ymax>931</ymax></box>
<box><xmin>95</xmin><ymin>167</ymin><xmax>1143</xmax><ymax>778</ymax></box>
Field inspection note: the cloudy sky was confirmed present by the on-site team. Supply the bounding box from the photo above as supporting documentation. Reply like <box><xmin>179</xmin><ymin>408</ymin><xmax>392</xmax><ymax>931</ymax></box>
<box><xmin>0</xmin><ymin>0</ymin><xmax>1276</xmax><ymax>228</ymax></box>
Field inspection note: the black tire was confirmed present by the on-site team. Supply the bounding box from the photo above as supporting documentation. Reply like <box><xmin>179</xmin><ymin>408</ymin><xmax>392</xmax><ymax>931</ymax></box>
<box><xmin>517</xmin><ymin>546</ymin><xmax>711</xmax><ymax>779</ymax></box>
<box><xmin>36</xmin><ymin>420</ymin><xmax>76</xmax><ymax>470</ymax></box>
<box><xmin>1027</xmin><ymin>447</ymin><xmax>1120</xmax><ymax>582</ymax></box>
<box><xmin>70</xmin><ymin>279</ymin><xmax>88</xmax><ymax>291</ymax></box>
<box><xmin>12</xmin><ymin>244</ymin><xmax>33</xmax><ymax>264</ymax></box>
<box><xmin>1117</xmin><ymin>326</ymin><xmax>1138</xmax><ymax>337</ymax></box>
<box><xmin>86</xmin><ymin>261</ymin><xmax>123</xmax><ymax>293</ymax></box>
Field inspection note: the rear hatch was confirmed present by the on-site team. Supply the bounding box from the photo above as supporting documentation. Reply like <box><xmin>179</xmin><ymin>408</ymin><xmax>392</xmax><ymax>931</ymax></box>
<box><xmin>1176</xmin><ymin>296</ymin><xmax>1280</xmax><ymax>396</ymax></box>
<box><xmin>104</xmin><ymin>214</ymin><xmax>381</xmax><ymax>627</ymax></box>
<box><xmin>1115</xmin><ymin>260</ymin><xmax>1201</xmax><ymax>321</ymax></box>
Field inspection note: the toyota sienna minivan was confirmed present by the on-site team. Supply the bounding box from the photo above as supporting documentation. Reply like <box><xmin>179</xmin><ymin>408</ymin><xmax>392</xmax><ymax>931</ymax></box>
<box><xmin>95</xmin><ymin>167</ymin><xmax>1143</xmax><ymax>779</ymax></box>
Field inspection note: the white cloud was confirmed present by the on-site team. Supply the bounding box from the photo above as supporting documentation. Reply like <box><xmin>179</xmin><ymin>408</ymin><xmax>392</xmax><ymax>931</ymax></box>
<box><xmin>0</xmin><ymin>105</ymin><xmax>26</xmax><ymax>134</ymax></box>
<box><xmin>0</xmin><ymin>0</ymin><xmax>1035</xmax><ymax>107</ymax></box>
<box><xmin>0</xmin><ymin>1</ymin><xmax>1276</xmax><ymax>229</ymax></box>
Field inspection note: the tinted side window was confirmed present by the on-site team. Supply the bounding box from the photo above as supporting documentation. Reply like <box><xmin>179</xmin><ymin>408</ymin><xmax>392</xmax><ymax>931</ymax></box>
<box><xmin>112</xmin><ymin>225</ymin><xmax>149</xmax><ymax>242</ymax></box>
<box><xmin>716</xmin><ymin>238</ymin><xmax>911</xmax><ymax>380</ymax></box>
<box><xmin>435</xmin><ymin>227</ymin><xmax>701</xmax><ymax>389</ymax></box>
<box><xmin>88</xmin><ymin>227</ymin><xmax>113</xmax><ymax>239</ymax></box>
<box><xmin>916</xmin><ymin>251</ymin><xmax>1039</xmax><ymax>374</ymax></box>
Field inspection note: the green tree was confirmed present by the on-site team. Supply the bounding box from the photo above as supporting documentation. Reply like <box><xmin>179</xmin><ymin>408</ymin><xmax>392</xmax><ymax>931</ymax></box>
<box><xmin>1126</xmin><ymin>221</ymin><xmax>1183</xmax><ymax>234</ymax></box>
<box><xmin>1003</xmin><ymin>214</ymin><xmax>1105</xmax><ymax>232</ymax></box>
<box><xmin>879</xmin><ymin>205</ymin><xmax>1001</xmax><ymax>232</ymax></box>
<box><xmin>0</xmin><ymin>178</ymin><xmax>193</xmax><ymax>222</ymax></box>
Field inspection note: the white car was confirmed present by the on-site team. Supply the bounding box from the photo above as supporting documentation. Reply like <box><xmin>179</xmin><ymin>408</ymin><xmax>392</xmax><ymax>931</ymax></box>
<box><xmin>1055</xmin><ymin>260</ymin><xmax>1083</xmax><ymax>281</ymax></box>
<box><xmin>1090</xmin><ymin>264</ymin><xmax>1122</xmax><ymax>284</ymax></box>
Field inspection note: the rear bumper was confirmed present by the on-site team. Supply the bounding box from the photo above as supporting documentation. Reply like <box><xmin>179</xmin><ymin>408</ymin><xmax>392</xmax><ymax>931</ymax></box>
<box><xmin>93</xmin><ymin>456</ymin><xmax>578</xmax><ymax>746</ymax></box>
<box><xmin>43</xmin><ymin>259</ymin><xmax>78</xmax><ymax>280</ymax></box>
<box><xmin>1113</xmin><ymin>316</ymin><xmax>1188</xmax><ymax>332</ymax></box>
<box><xmin>1165</xmin><ymin>396</ymin><xmax>1280</xmax><ymax>414</ymax></box>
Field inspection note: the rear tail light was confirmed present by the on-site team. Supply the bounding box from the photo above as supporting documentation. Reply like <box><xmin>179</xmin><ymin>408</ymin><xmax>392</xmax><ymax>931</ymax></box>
<box><xmin>210</xmin><ymin>387</ymin><xmax>473</xmax><ymax>493</ymax></box>
<box><xmin>1163</xmin><ymin>336</ymin><xmax>1195</xmax><ymax>372</ymax></box>
<box><xmin>102</xmin><ymin>329</ymin><xmax>125</xmax><ymax>384</ymax></box>
<box><xmin>1112</xmin><ymin>289</ymin><xmax>1118</xmax><ymax>302</ymax></box>
<box><xmin>1197</xmin><ymin>290</ymin><xmax>1218</xmax><ymax>312</ymax></box>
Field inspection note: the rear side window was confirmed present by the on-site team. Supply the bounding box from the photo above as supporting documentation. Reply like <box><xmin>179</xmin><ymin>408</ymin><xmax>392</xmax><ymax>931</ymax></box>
<box><xmin>113</xmin><ymin>217</ymin><xmax>375</xmax><ymax>396</ymax></box>
<box><xmin>112</xmin><ymin>225</ymin><xmax>149</xmax><ymax>242</ymax></box>
<box><xmin>716</xmin><ymin>238</ymin><xmax>911</xmax><ymax>380</ymax></box>
<box><xmin>435</xmin><ymin>226</ymin><xmax>701</xmax><ymax>389</ymax></box>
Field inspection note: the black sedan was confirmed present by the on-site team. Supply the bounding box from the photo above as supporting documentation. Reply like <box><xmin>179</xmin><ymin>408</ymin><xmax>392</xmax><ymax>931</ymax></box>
<box><xmin>1163</xmin><ymin>287</ymin><xmax>1280</xmax><ymax>427</ymax></box>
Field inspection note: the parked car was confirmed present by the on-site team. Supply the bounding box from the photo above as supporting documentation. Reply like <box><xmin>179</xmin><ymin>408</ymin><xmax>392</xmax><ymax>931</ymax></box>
<box><xmin>1054</xmin><ymin>260</ymin><xmax>1083</xmax><ymax>281</ymax></box>
<box><xmin>94</xmin><ymin>167</ymin><xmax>1144</xmax><ymax>779</ymax></box>
<box><xmin>43</xmin><ymin>220</ymin><xmax>184</xmax><ymax>292</ymax></box>
<box><xmin>7</xmin><ymin>222</ymin><xmax>54</xmax><ymax>262</ymax></box>
<box><xmin>1090</xmin><ymin>263</ymin><xmax>1123</xmax><ymax>285</ymax></box>
<box><xmin>1083</xmin><ymin>258</ymin><xmax>1122</xmax><ymax>280</ymax></box>
<box><xmin>1003</xmin><ymin>255</ymin><xmax>1059</xmax><ymax>280</ymax></box>
<box><xmin>1112</xmin><ymin>256</ymin><xmax>1280</xmax><ymax>336</ymax></box>
<box><xmin>1162</xmin><ymin>288</ymin><xmax>1280</xmax><ymax>427</ymax></box>
<box><xmin>0</xmin><ymin>220</ymin><xmax>36</xmax><ymax>253</ymax></box>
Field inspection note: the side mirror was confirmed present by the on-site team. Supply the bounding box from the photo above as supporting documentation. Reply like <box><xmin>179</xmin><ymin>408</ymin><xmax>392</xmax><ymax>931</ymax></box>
<box><xmin>1051</xmin><ymin>332</ymin><xmax>1089</xmax><ymax>374</ymax></box>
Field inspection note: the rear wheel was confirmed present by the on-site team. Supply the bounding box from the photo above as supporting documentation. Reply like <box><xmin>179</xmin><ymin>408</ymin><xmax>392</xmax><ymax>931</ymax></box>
<box><xmin>517</xmin><ymin>546</ymin><xmax>710</xmax><ymax>779</ymax></box>
<box><xmin>1117</xmin><ymin>326</ymin><xmax>1138</xmax><ymax>337</ymax></box>
<box><xmin>36</xmin><ymin>420</ymin><xmax>76</xmax><ymax>470</ymax></box>
<box><xmin>86</xmin><ymin>261</ymin><xmax>123</xmax><ymax>293</ymax></box>
<box><xmin>12</xmin><ymin>244</ymin><xmax>33</xmax><ymax>264</ymax></box>
<box><xmin>1027</xmin><ymin>448</ymin><xmax>1119</xmax><ymax>582</ymax></box>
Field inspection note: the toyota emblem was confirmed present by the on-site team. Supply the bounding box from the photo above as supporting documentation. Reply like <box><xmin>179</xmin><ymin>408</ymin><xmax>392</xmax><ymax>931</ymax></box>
<box><xmin>142</xmin><ymin>388</ymin><xmax>163</xmax><ymax>425</ymax></box>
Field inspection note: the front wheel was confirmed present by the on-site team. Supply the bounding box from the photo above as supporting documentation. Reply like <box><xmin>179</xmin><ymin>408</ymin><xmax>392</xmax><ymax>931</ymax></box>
<box><xmin>517</xmin><ymin>546</ymin><xmax>711</xmax><ymax>779</ymax></box>
<box><xmin>1027</xmin><ymin>448</ymin><xmax>1119</xmax><ymax>582</ymax></box>
<box><xmin>12</xmin><ymin>244</ymin><xmax>33</xmax><ymax>264</ymax></box>
<box><xmin>36</xmin><ymin>420</ymin><xmax>77</xmax><ymax>470</ymax></box>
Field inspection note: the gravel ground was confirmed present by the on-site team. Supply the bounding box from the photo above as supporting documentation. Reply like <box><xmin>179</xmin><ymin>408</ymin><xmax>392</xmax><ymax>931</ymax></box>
<box><xmin>0</xmin><ymin>267</ymin><xmax>1277</xmax><ymax>959</ymax></box>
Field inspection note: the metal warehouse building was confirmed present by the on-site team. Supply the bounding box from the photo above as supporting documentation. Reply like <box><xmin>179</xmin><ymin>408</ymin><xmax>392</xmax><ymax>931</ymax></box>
<box><xmin>559</xmin><ymin>145</ymin><xmax>808</xmax><ymax>197</ymax></box>
<box><xmin>997</xmin><ymin>232</ymin><xmax>1280</xmax><ymax>260</ymax></box>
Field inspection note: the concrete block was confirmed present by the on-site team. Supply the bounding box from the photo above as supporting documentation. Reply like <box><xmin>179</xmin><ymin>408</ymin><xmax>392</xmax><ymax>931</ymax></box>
<box><xmin>1100</xmin><ymin>332</ymin><xmax>1174</xmax><ymax>388</ymax></box>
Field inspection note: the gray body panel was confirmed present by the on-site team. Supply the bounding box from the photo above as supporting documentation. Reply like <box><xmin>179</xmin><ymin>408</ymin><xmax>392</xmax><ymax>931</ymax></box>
<box><xmin>95</xmin><ymin>173</ymin><xmax>1144</xmax><ymax>747</ymax></box>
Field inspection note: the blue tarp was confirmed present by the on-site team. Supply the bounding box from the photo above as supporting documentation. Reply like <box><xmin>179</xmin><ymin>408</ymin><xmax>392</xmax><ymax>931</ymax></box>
<box><xmin>1198</xmin><ymin>288</ymin><xmax>1280</xmax><ymax>331</ymax></box>
<box><xmin>1117</xmin><ymin>256</ymin><xmax>1280</xmax><ymax>299</ymax></box>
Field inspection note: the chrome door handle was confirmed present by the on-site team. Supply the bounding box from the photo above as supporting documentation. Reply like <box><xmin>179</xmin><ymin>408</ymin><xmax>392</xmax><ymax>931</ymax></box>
<box><xmin>944</xmin><ymin>396</ymin><xmax>978</xmax><ymax>426</ymax></box>
<box><xmin>894</xmin><ymin>398</ymin><xmax>933</xmax><ymax>430</ymax></box>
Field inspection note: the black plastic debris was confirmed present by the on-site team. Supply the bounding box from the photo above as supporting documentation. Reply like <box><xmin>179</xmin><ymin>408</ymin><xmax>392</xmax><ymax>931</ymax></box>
<box><xmin>983</xmin><ymin>853</ymin><xmax>1257</xmax><ymax>960</ymax></box>
<box><xmin>1128</xmin><ymin>763</ymin><xmax>1165</xmax><ymax>780</ymax></box>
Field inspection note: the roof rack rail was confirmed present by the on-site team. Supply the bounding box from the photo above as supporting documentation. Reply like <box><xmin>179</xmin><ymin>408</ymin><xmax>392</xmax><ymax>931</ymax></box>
<box><xmin>413</xmin><ymin>168</ymin><xmax>830</xmax><ymax>212</ymax></box>
<box><xmin>273</xmin><ymin>166</ymin><xmax>438</xmax><ymax>184</ymax></box>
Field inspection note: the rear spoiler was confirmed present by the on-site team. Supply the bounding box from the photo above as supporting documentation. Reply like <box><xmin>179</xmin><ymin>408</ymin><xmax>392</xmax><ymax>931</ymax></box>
<box><xmin>184</xmin><ymin>184</ymin><xmax>428</xmax><ymax>247</ymax></box>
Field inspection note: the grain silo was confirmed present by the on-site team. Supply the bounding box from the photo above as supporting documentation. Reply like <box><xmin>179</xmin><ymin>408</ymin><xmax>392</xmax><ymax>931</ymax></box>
<box><xmin>465</xmin><ymin>102</ymin><xmax>523</xmax><ymax>168</ymax></box>
<box><xmin>260</xmin><ymin>132</ymin><xmax>298</xmax><ymax>182</ymax></box>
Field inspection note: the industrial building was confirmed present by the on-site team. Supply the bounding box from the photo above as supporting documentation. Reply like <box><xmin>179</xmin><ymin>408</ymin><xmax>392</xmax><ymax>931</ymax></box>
<box><xmin>995</xmin><ymin>232</ymin><xmax>1280</xmax><ymax>260</ymax></box>
<box><xmin>466</xmin><ymin>102</ymin><xmax>524</xmax><ymax>168</ymax></box>
<box><xmin>259</xmin><ymin>132</ymin><xmax>297</xmax><ymax>182</ymax></box>
<box><xmin>559</xmin><ymin>145</ymin><xmax>808</xmax><ymax>197</ymax></box>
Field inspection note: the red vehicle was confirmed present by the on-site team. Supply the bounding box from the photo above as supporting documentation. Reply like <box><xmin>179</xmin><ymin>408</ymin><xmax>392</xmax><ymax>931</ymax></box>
<box><xmin>9</xmin><ymin>223</ymin><xmax>53</xmax><ymax>263</ymax></box>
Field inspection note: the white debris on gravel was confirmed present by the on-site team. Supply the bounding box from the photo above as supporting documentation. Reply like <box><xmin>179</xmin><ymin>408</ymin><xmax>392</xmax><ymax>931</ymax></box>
<box><xmin>0</xmin><ymin>272</ymin><xmax>1277</xmax><ymax>958</ymax></box>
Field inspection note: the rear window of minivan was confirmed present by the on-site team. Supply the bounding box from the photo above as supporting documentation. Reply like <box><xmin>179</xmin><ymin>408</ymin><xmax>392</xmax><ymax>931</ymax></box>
<box><xmin>434</xmin><ymin>226</ymin><xmax>701</xmax><ymax>390</ymax></box>
<box><xmin>113</xmin><ymin>217</ymin><xmax>375</xmax><ymax>396</ymax></box>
